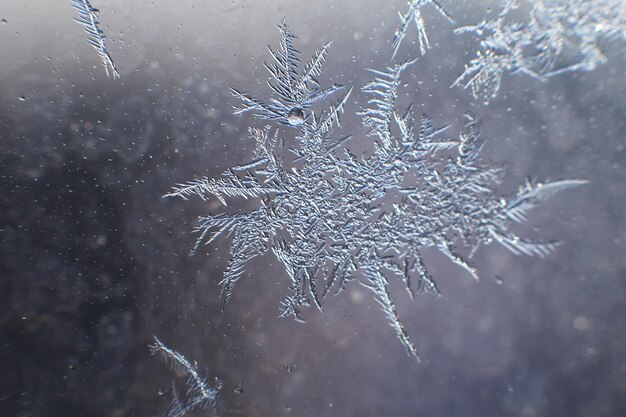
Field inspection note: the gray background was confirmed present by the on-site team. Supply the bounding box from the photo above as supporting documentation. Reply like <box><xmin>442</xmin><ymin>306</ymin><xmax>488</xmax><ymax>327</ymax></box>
<box><xmin>1</xmin><ymin>0</ymin><xmax>625</xmax><ymax>416</ymax></box>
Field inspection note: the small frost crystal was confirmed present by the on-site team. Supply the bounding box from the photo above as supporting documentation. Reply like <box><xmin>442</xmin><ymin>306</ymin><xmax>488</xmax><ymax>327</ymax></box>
<box><xmin>150</xmin><ymin>337</ymin><xmax>222</xmax><ymax>417</ymax></box>
<box><xmin>230</xmin><ymin>21</ymin><xmax>347</xmax><ymax>127</ymax></box>
<box><xmin>71</xmin><ymin>0</ymin><xmax>119</xmax><ymax>78</ymax></box>
<box><xmin>167</xmin><ymin>23</ymin><xmax>585</xmax><ymax>360</ymax></box>
<box><xmin>392</xmin><ymin>0</ymin><xmax>454</xmax><ymax>58</ymax></box>
<box><xmin>453</xmin><ymin>0</ymin><xmax>626</xmax><ymax>102</ymax></box>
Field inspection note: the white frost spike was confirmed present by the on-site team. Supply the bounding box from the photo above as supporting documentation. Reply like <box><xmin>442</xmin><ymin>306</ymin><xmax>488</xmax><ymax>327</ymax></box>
<box><xmin>359</xmin><ymin>59</ymin><xmax>417</xmax><ymax>149</ymax></box>
<box><xmin>362</xmin><ymin>266</ymin><xmax>419</xmax><ymax>360</ymax></box>
<box><xmin>489</xmin><ymin>229</ymin><xmax>561</xmax><ymax>258</ymax></box>
<box><xmin>71</xmin><ymin>0</ymin><xmax>119</xmax><ymax>78</ymax></box>
<box><xmin>392</xmin><ymin>0</ymin><xmax>454</xmax><ymax>58</ymax></box>
<box><xmin>506</xmin><ymin>179</ymin><xmax>589</xmax><ymax>223</ymax></box>
<box><xmin>150</xmin><ymin>336</ymin><xmax>222</xmax><ymax>417</ymax></box>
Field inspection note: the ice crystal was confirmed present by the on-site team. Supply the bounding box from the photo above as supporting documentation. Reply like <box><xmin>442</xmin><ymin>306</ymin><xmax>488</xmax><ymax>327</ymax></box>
<box><xmin>230</xmin><ymin>21</ymin><xmax>346</xmax><ymax>127</ymax></box>
<box><xmin>453</xmin><ymin>0</ymin><xmax>626</xmax><ymax>102</ymax></box>
<box><xmin>392</xmin><ymin>0</ymin><xmax>454</xmax><ymax>58</ymax></box>
<box><xmin>167</xmin><ymin>23</ymin><xmax>585</xmax><ymax>359</ymax></box>
<box><xmin>150</xmin><ymin>336</ymin><xmax>222</xmax><ymax>417</ymax></box>
<box><xmin>71</xmin><ymin>0</ymin><xmax>119</xmax><ymax>78</ymax></box>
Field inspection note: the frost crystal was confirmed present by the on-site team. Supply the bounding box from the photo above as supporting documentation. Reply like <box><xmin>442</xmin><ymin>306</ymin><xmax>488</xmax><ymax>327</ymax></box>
<box><xmin>453</xmin><ymin>0</ymin><xmax>626</xmax><ymax>102</ymax></box>
<box><xmin>150</xmin><ymin>336</ymin><xmax>222</xmax><ymax>417</ymax></box>
<box><xmin>230</xmin><ymin>21</ymin><xmax>347</xmax><ymax>127</ymax></box>
<box><xmin>71</xmin><ymin>0</ymin><xmax>119</xmax><ymax>78</ymax></box>
<box><xmin>392</xmin><ymin>0</ymin><xmax>454</xmax><ymax>58</ymax></box>
<box><xmin>167</xmin><ymin>23</ymin><xmax>585</xmax><ymax>359</ymax></box>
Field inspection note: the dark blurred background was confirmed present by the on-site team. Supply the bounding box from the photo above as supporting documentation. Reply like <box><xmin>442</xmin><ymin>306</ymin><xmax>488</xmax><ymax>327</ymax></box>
<box><xmin>1</xmin><ymin>1</ymin><xmax>625</xmax><ymax>416</ymax></box>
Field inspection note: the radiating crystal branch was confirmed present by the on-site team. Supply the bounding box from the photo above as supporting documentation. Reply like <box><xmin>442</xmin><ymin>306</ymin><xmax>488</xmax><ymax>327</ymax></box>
<box><xmin>71</xmin><ymin>0</ymin><xmax>120</xmax><ymax>78</ymax></box>
<box><xmin>392</xmin><ymin>0</ymin><xmax>454</xmax><ymax>58</ymax></box>
<box><xmin>231</xmin><ymin>21</ymin><xmax>347</xmax><ymax>128</ymax></box>
<box><xmin>150</xmin><ymin>337</ymin><xmax>222</xmax><ymax>417</ymax></box>
<box><xmin>359</xmin><ymin>58</ymin><xmax>418</xmax><ymax>149</ymax></box>
<box><xmin>453</xmin><ymin>0</ymin><xmax>626</xmax><ymax>102</ymax></box>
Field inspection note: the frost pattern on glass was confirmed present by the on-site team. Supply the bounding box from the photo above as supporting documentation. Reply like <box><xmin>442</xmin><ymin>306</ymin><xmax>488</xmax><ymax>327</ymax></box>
<box><xmin>71</xmin><ymin>0</ymin><xmax>119</xmax><ymax>78</ymax></box>
<box><xmin>150</xmin><ymin>337</ymin><xmax>222</xmax><ymax>417</ymax></box>
<box><xmin>392</xmin><ymin>0</ymin><xmax>454</xmax><ymax>58</ymax></box>
<box><xmin>453</xmin><ymin>0</ymin><xmax>626</xmax><ymax>103</ymax></box>
<box><xmin>167</xmin><ymin>23</ymin><xmax>585</xmax><ymax>360</ymax></box>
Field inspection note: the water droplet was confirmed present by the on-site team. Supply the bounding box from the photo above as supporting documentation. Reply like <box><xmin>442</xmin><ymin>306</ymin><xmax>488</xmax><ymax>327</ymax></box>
<box><xmin>287</xmin><ymin>107</ymin><xmax>305</xmax><ymax>126</ymax></box>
